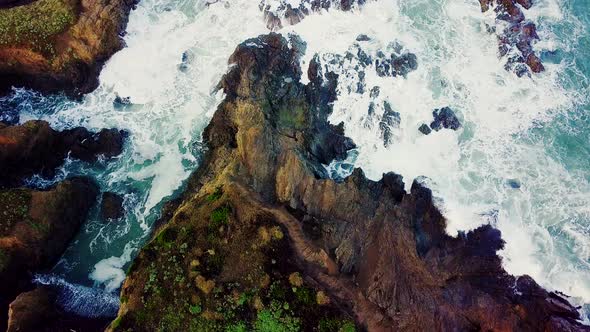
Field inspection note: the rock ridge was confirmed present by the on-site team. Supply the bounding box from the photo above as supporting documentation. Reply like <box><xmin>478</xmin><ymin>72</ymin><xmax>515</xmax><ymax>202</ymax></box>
<box><xmin>112</xmin><ymin>33</ymin><xmax>588</xmax><ymax>331</ymax></box>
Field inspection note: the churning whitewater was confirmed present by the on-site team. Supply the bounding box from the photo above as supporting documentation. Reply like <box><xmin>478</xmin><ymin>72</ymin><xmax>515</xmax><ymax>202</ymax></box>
<box><xmin>3</xmin><ymin>0</ymin><xmax>590</xmax><ymax>319</ymax></box>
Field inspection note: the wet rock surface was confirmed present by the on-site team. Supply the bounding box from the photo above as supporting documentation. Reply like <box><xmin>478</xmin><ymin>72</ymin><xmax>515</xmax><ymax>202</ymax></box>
<box><xmin>112</xmin><ymin>33</ymin><xmax>589</xmax><ymax>331</ymax></box>
<box><xmin>479</xmin><ymin>0</ymin><xmax>545</xmax><ymax>76</ymax></box>
<box><xmin>0</xmin><ymin>120</ymin><xmax>126</xmax><ymax>187</ymax></box>
<box><xmin>0</xmin><ymin>0</ymin><xmax>137</xmax><ymax>95</ymax></box>
<box><xmin>0</xmin><ymin>177</ymin><xmax>99</xmax><ymax>329</ymax></box>
<box><xmin>7</xmin><ymin>286</ymin><xmax>112</xmax><ymax>332</ymax></box>
<box><xmin>100</xmin><ymin>192</ymin><xmax>124</xmax><ymax>221</ymax></box>
<box><xmin>260</xmin><ymin>0</ymin><xmax>367</xmax><ymax>30</ymax></box>
<box><xmin>430</xmin><ymin>106</ymin><xmax>462</xmax><ymax>131</ymax></box>
<box><xmin>418</xmin><ymin>123</ymin><xmax>432</xmax><ymax>135</ymax></box>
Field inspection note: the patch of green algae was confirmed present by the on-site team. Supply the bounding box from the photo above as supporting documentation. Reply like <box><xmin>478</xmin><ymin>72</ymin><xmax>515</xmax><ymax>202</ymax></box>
<box><xmin>114</xmin><ymin>188</ymin><xmax>356</xmax><ymax>332</ymax></box>
<box><xmin>0</xmin><ymin>189</ymin><xmax>31</xmax><ymax>237</ymax></box>
<box><xmin>0</xmin><ymin>0</ymin><xmax>76</xmax><ymax>54</ymax></box>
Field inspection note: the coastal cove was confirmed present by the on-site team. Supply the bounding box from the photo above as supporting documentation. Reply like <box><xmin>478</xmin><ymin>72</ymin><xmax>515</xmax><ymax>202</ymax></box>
<box><xmin>1</xmin><ymin>0</ymin><xmax>590</xmax><ymax>331</ymax></box>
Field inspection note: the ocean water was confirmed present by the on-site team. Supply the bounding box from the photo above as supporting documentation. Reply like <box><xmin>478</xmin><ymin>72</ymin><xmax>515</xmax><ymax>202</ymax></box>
<box><xmin>2</xmin><ymin>0</ymin><xmax>589</xmax><ymax>320</ymax></box>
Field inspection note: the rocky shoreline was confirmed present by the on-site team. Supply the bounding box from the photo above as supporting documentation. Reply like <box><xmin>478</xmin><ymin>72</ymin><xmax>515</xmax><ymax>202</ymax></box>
<box><xmin>0</xmin><ymin>120</ymin><xmax>126</xmax><ymax>331</ymax></box>
<box><xmin>110</xmin><ymin>33</ymin><xmax>588</xmax><ymax>331</ymax></box>
<box><xmin>0</xmin><ymin>0</ymin><xmax>579</xmax><ymax>331</ymax></box>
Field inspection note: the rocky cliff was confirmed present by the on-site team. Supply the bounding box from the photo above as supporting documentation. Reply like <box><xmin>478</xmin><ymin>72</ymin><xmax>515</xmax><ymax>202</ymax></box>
<box><xmin>0</xmin><ymin>0</ymin><xmax>136</xmax><ymax>95</ymax></box>
<box><xmin>111</xmin><ymin>33</ymin><xmax>587</xmax><ymax>331</ymax></box>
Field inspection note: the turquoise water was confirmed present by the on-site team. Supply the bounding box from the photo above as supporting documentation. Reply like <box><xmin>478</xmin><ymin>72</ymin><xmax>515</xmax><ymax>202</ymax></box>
<box><xmin>1</xmin><ymin>0</ymin><xmax>590</xmax><ymax>321</ymax></box>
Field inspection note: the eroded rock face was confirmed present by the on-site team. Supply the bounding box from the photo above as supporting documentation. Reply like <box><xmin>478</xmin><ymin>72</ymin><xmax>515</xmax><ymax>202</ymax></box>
<box><xmin>0</xmin><ymin>120</ymin><xmax>126</xmax><ymax>187</ymax></box>
<box><xmin>479</xmin><ymin>0</ymin><xmax>545</xmax><ymax>76</ymax></box>
<box><xmin>0</xmin><ymin>0</ymin><xmax>136</xmax><ymax>95</ymax></box>
<box><xmin>112</xmin><ymin>33</ymin><xmax>588</xmax><ymax>331</ymax></box>
<box><xmin>0</xmin><ymin>177</ymin><xmax>98</xmax><ymax>327</ymax></box>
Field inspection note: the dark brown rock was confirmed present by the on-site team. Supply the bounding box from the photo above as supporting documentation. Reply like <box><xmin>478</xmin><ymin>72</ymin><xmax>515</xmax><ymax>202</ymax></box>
<box><xmin>0</xmin><ymin>120</ymin><xmax>125</xmax><ymax>187</ymax></box>
<box><xmin>7</xmin><ymin>287</ymin><xmax>59</xmax><ymax>332</ymax></box>
<box><xmin>100</xmin><ymin>192</ymin><xmax>124</xmax><ymax>221</ymax></box>
<box><xmin>7</xmin><ymin>286</ymin><xmax>112</xmax><ymax>332</ymax></box>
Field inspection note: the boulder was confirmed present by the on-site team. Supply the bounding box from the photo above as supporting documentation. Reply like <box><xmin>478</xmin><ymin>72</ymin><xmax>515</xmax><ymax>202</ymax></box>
<box><xmin>7</xmin><ymin>287</ymin><xmax>59</xmax><ymax>332</ymax></box>
<box><xmin>0</xmin><ymin>120</ymin><xmax>125</xmax><ymax>187</ymax></box>
<box><xmin>379</xmin><ymin>101</ymin><xmax>401</xmax><ymax>147</ymax></box>
<box><xmin>418</xmin><ymin>123</ymin><xmax>432</xmax><ymax>135</ymax></box>
<box><xmin>430</xmin><ymin>106</ymin><xmax>461</xmax><ymax>131</ymax></box>
<box><xmin>375</xmin><ymin>50</ymin><xmax>418</xmax><ymax>78</ymax></box>
<box><xmin>100</xmin><ymin>192</ymin><xmax>124</xmax><ymax>221</ymax></box>
<box><xmin>7</xmin><ymin>286</ymin><xmax>112</xmax><ymax>332</ymax></box>
<box><xmin>261</xmin><ymin>0</ymin><xmax>367</xmax><ymax>30</ymax></box>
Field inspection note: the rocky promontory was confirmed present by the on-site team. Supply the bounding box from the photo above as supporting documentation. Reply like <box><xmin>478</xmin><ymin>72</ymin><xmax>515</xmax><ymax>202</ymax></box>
<box><xmin>111</xmin><ymin>33</ymin><xmax>588</xmax><ymax>331</ymax></box>
<box><xmin>0</xmin><ymin>0</ymin><xmax>136</xmax><ymax>95</ymax></box>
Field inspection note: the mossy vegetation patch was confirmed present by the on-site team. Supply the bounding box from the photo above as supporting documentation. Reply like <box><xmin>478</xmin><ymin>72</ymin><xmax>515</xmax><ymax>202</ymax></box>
<box><xmin>0</xmin><ymin>248</ymin><xmax>8</xmax><ymax>273</ymax></box>
<box><xmin>0</xmin><ymin>0</ymin><xmax>77</xmax><ymax>55</ymax></box>
<box><xmin>0</xmin><ymin>189</ymin><xmax>32</xmax><ymax>236</ymax></box>
<box><xmin>115</xmin><ymin>195</ymin><xmax>356</xmax><ymax>332</ymax></box>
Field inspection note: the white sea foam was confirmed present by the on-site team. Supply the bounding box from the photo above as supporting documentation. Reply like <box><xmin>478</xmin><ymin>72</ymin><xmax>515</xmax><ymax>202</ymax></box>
<box><xmin>34</xmin><ymin>274</ymin><xmax>120</xmax><ymax>318</ymax></box>
<box><xmin>12</xmin><ymin>0</ymin><xmax>590</xmax><ymax>315</ymax></box>
<box><xmin>282</xmin><ymin>0</ymin><xmax>590</xmax><ymax>304</ymax></box>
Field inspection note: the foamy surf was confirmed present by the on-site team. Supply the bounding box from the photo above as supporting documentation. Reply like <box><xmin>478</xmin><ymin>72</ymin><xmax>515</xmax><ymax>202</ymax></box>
<box><xmin>4</xmin><ymin>0</ymin><xmax>589</xmax><ymax>320</ymax></box>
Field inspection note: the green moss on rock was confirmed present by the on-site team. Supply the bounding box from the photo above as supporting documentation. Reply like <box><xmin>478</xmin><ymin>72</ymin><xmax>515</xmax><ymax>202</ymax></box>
<box><xmin>114</xmin><ymin>195</ymin><xmax>355</xmax><ymax>332</ymax></box>
<box><xmin>0</xmin><ymin>0</ymin><xmax>77</xmax><ymax>54</ymax></box>
<box><xmin>0</xmin><ymin>189</ymin><xmax>32</xmax><ymax>236</ymax></box>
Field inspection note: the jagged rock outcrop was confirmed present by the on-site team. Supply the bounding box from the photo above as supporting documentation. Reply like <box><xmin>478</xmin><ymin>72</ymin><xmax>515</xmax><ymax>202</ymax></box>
<box><xmin>0</xmin><ymin>0</ymin><xmax>136</xmax><ymax>95</ymax></box>
<box><xmin>0</xmin><ymin>177</ymin><xmax>99</xmax><ymax>328</ymax></box>
<box><xmin>112</xmin><ymin>33</ymin><xmax>588</xmax><ymax>331</ymax></box>
<box><xmin>0</xmin><ymin>120</ymin><xmax>126</xmax><ymax>187</ymax></box>
<box><xmin>430</xmin><ymin>106</ymin><xmax>461</xmax><ymax>131</ymax></box>
<box><xmin>260</xmin><ymin>0</ymin><xmax>367</xmax><ymax>30</ymax></box>
<box><xmin>100</xmin><ymin>192</ymin><xmax>124</xmax><ymax>221</ymax></box>
<box><xmin>479</xmin><ymin>0</ymin><xmax>544</xmax><ymax>75</ymax></box>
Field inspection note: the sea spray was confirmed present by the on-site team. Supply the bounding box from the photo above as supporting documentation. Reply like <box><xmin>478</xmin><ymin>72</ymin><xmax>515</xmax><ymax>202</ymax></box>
<box><xmin>33</xmin><ymin>274</ymin><xmax>120</xmax><ymax>318</ymax></box>
<box><xmin>3</xmin><ymin>0</ymin><xmax>589</xmax><ymax>319</ymax></box>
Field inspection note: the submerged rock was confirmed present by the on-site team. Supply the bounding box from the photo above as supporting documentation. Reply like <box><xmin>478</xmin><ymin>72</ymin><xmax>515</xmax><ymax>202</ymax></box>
<box><xmin>111</xmin><ymin>33</ymin><xmax>588</xmax><ymax>332</ymax></box>
<box><xmin>100</xmin><ymin>192</ymin><xmax>125</xmax><ymax>221</ymax></box>
<box><xmin>430</xmin><ymin>106</ymin><xmax>461</xmax><ymax>131</ymax></box>
<box><xmin>260</xmin><ymin>0</ymin><xmax>367</xmax><ymax>30</ymax></box>
<box><xmin>356</xmin><ymin>34</ymin><xmax>371</xmax><ymax>42</ymax></box>
<box><xmin>0</xmin><ymin>0</ymin><xmax>137</xmax><ymax>95</ymax></box>
<box><xmin>375</xmin><ymin>49</ymin><xmax>418</xmax><ymax>78</ymax></box>
<box><xmin>507</xmin><ymin>179</ymin><xmax>521</xmax><ymax>189</ymax></box>
<box><xmin>418</xmin><ymin>123</ymin><xmax>432</xmax><ymax>135</ymax></box>
<box><xmin>379</xmin><ymin>101</ymin><xmax>401</xmax><ymax>147</ymax></box>
<box><xmin>0</xmin><ymin>121</ymin><xmax>126</xmax><ymax>187</ymax></box>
